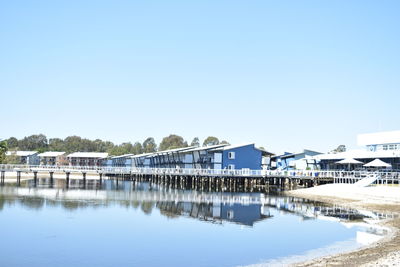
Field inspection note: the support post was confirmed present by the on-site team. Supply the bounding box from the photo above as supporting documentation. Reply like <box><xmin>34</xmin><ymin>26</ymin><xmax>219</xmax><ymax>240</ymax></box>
<box><xmin>66</xmin><ymin>172</ymin><xmax>70</xmax><ymax>189</ymax></box>
<box><xmin>17</xmin><ymin>171</ymin><xmax>21</xmax><ymax>186</ymax></box>
<box><xmin>0</xmin><ymin>171</ymin><xmax>5</xmax><ymax>185</ymax></box>
<box><xmin>33</xmin><ymin>171</ymin><xmax>38</xmax><ymax>186</ymax></box>
<box><xmin>82</xmin><ymin>172</ymin><xmax>86</xmax><ymax>189</ymax></box>
<box><xmin>49</xmin><ymin>172</ymin><xmax>54</xmax><ymax>188</ymax></box>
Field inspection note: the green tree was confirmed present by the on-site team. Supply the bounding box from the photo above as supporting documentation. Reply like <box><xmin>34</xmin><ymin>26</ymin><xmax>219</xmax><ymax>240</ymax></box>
<box><xmin>143</xmin><ymin>137</ymin><xmax>157</xmax><ymax>153</ymax></box>
<box><xmin>6</xmin><ymin>137</ymin><xmax>18</xmax><ymax>149</ymax></box>
<box><xmin>203</xmin><ymin>136</ymin><xmax>219</xmax><ymax>146</ymax></box>
<box><xmin>190</xmin><ymin>137</ymin><xmax>200</xmax><ymax>147</ymax></box>
<box><xmin>19</xmin><ymin>134</ymin><xmax>48</xmax><ymax>151</ymax></box>
<box><xmin>4</xmin><ymin>153</ymin><xmax>20</xmax><ymax>164</ymax></box>
<box><xmin>220</xmin><ymin>140</ymin><xmax>230</xmax><ymax>145</ymax></box>
<box><xmin>159</xmin><ymin>134</ymin><xmax>188</xmax><ymax>151</ymax></box>
<box><xmin>0</xmin><ymin>140</ymin><xmax>7</xmax><ymax>163</ymax></box>
<box><xmin>132</xmin><ymin>142</ymin><xmax>143</xmax><ymax>154</ymax></box>
<box><xmin>332</xmin><ymin>145</ymin><xmax>346</xmax><ymax>153</ymax></box>
<box><xmin>49</xmin><ymin>138</ymin><xmax>65</xmax><ymax>151</ymax></box>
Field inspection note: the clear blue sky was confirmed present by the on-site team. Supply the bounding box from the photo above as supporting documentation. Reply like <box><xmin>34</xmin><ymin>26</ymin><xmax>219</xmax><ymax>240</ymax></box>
<box><xmin>1</xmin><ymin>0</ymin><xmax>399</xmax><ymax>153</ymax></box>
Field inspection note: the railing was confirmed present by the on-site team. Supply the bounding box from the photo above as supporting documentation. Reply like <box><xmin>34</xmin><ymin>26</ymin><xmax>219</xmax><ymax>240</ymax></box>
<box><xmin>0</xmin><ymin>164</ymin><xmax>399</xmax><ymax>181</ymax></box>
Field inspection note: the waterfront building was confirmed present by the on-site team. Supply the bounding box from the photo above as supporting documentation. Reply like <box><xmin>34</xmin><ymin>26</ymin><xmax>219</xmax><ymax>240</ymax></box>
<box><xmin>129</xmin><ymin>144</ymin><xmax>271</xmax><ymax>170</ymax></box>
<box><xmin>38</xmin><ymin>151</ymin><xmax>66</xmax><ymax>166</ymax></box>
<box><xmin>270</xmin><ymin>149</ymin><xmax>322</xmax><ymax>170</ymax></box>
<box><xmin>315</xmin><ymin>130</ymin><xmax>400</xmax><ymax>170</ymax></box>
<box><xmin>67</xmin><ymin>152</ymin><xmax>108</xmax><ymax>166</ymax></box>
<box><xmin>5</xmin><ymin>151</ymin><xmax>39</xmax><ymax>165</ymax></box>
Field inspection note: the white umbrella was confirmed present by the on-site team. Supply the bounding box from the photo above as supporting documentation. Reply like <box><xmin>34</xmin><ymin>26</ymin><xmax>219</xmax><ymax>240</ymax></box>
<box><xmin>364</xmin><ymin>159</ymin><xmax>391</xmax><ymax>168</ymax></box>
<box><xmin>335</xmin><ymin>158</ymin><xmax>364</xmax><ymax>165</ymax></box>
<box><xmin>335</xmin><ymin>158</ymin><xmax>364</xmax><ymax>171</ymax></box>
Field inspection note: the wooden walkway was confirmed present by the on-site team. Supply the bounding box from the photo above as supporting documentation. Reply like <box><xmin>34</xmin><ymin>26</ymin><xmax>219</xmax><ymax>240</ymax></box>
<box><xmin>0</xmin><ymin>164</ymin><xmax>399</xmax><ymax>190</ymax></box>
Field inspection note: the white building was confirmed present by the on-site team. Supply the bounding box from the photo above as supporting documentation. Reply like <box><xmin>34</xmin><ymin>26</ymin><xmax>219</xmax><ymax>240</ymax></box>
<box><xmin>38</xmin><ymin>151</ymin><xmax>66</xmax><ymax>166</ymax></box>
<box><xmin>357</xmin><ymin>130</ymin><xmax>400</xmax><ymax>152</ymax></box>
<box><xmin>315</xmin><ymin>130</ymin><xmax>400</xmax><ymax>170</ymax></box>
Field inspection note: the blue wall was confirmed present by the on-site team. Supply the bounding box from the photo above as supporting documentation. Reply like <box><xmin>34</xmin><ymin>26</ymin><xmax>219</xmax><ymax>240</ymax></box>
<box><xmin>222</xmin><ymin>144</ymin><xmax>262</xmax><ymax>170</ymax></box>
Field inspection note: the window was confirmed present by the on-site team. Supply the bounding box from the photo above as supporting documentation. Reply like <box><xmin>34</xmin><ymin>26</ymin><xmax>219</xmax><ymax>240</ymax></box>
<box><xmin>383</xmin><ymin>145</ymin><xmax>388</xmax><ymax>150</ymax></box>
<box><xmin>228</xmin><ymin>164</ymin><xmax>235</xmax><ymax>170</ymax></box>
<box><xmin>228</xmin><ymin>152</ymin><xmax>235</xmax><ymax>159</ymax></box>
<box><xmin>389</xmin><ymin>144</ymin><xmax>395</xmax><ymax>150</ymax></box>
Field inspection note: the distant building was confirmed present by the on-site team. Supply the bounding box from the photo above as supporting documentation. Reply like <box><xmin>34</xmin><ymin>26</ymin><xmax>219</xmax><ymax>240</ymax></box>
<box><xmin>5</xmin><ymin>151</ymin><xmax>39</xmax><ymax>165</ymax></box>
<box><xmin>270</xmin><ymin>149</ymin><xmax>322</xmax><ymax>170</ymax></box>
<box><xmin>358</xmin><ymin>130</ymin><xmax>400</xmax><ymax>152</ymax></box>
<box><xmin>67</xmin><ymin>152</ymin><xmax>108</xmax><ymax>166</ymax></box>
<box><xmin>315</xmin><ymin>130</ymin><xmax>400</xmax><ymax>170</ymax></box>
<box><xmin>38</xmin><ymin>151</ymin><xmax>66</xmax><ymax>166</ymax></box>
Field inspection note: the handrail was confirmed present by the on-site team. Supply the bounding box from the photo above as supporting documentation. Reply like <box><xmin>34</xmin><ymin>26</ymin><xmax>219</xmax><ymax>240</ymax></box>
<box><xmin>0</xmin><ymin>164</ymin><xmax>399</xmax><ymax>179</ymax></box>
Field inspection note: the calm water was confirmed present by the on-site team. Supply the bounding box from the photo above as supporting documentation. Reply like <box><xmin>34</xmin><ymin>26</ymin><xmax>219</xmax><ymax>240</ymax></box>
<box><xmin>0</xmin><ymin>179</ymin><xmax>388</xmax><ymax>267</ymax></box>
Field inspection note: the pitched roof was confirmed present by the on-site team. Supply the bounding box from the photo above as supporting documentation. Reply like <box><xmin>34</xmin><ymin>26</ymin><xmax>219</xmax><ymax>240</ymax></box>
<box><xmin>180</xmin><ymin>144</ymin><xmax>228</xmax><ymax>153</ymax></box>
<box><xmin>67</xmin><ymin>152</ymin><xmax>108</xmax><ymax>158</ymax></box>
<box><xmin>38</xmin><ymin>151</ymin><xmax>66</xmax><ymax>157</ymax></box>
<box><xmin>6</xmin><ymin>151</ymin><xmax>38</xmax><ymax>156</ymax></box>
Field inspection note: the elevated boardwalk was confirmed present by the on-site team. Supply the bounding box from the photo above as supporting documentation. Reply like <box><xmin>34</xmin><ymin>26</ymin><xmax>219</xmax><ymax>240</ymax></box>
<box><xmin>0</xmin><ymin>164</ymin><xmax>399</xmax><ymax>191</ymax></box>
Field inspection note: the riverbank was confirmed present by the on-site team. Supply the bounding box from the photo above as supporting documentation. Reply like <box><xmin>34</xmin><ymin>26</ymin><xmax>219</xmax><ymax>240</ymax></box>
<box><xmin>285</xmin><ymin>184</ymin><xmax>400</xmax><ymax>267</ymax></box>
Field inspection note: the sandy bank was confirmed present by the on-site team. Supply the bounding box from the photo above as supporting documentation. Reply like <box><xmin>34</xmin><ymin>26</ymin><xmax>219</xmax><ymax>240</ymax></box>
<box><xmin>285</xmin><ymin>184</ymin><xmax>400</xmax><ymax>267</ymax></box>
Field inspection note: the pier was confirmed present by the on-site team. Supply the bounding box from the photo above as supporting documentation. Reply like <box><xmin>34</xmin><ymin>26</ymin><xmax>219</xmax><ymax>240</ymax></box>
<box><xmin>0</xmin><ymin>164</ymin><xmax>399</xmax><ymax>191</ymax></box>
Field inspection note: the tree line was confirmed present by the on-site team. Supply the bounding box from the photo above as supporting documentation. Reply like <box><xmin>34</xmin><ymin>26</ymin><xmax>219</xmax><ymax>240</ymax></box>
<box><xmin>1</xmin><ymin>134</ymin><xmax>230</xmax><ymax>157</ymax></box>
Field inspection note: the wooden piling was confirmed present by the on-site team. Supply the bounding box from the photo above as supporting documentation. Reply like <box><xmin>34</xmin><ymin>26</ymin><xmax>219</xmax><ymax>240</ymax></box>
<box><xmin>65</xmin><ymin>172</ymin><xmax>70</xmax><ymax>188</ymax></box>
<box><xmin>33</xmin><ymin>171</ymin><xmax>38</xmax><ymax>186</ymax></box>
<box><xmin>49</xmin><ymin>172</ymin><xmax>54</xmax><ymax>187</ymax></box>
<box><xmin>17</xmin><ymin>171</ymin><xmax>21</xmax><ymax>186</ymax></box>
<box><xmin>0</xmin><ymin>171</ymin><xmax>5</xmax><ymax>185</ymax></box>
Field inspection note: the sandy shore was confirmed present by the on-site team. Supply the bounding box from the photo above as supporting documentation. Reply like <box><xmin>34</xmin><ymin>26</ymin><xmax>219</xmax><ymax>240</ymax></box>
<box><xmin>285</xmin><ymin>184</ymin><xmax>400</xmax><ymax>267</ymax></box>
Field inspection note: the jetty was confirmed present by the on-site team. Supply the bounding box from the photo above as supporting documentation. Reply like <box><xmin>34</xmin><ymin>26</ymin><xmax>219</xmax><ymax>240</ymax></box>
<box><xmin>0</xmin><ymin>164</ymin><xmax>399</xmax><ymax>192</ymax></box>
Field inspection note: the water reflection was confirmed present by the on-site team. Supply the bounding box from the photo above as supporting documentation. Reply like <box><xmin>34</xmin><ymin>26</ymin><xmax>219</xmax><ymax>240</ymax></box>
<box><xmin>0</xmin><ymin>179</ymin><xmax>393</xmax><ymax>226</ymax></box>
<box><xmin>0</xmin><ymin>179</ymin><xmax>395</xmax><ymax>267</ymax></box>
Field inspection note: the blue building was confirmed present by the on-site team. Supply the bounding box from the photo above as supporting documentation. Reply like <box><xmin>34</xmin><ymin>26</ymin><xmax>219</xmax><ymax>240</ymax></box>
<box><xmin>208</xmin><ymin>144</ymin><xmax>269</xmax><ymax>170</ymax></box>
<box><xmin>114</xmin><ymin>143</ymin><xmax>271</xmax><ymax>170</ymax></box>
<box><xmin>271</xmin><ymin>149</ymin><xmax>322</xmax><ymax>170</ymax></box>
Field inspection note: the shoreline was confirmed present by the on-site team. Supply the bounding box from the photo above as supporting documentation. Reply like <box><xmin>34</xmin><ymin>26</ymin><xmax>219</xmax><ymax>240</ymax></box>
<box><xmin>285</xmin><ymin>184</ymin><xmax>400</xmax><ymax>266</ymax></box>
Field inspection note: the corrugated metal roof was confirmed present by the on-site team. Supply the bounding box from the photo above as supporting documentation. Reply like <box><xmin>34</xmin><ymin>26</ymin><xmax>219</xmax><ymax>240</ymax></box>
<box><xmin>180</xmin><ymin>144</ymin><xmax>228</xmax><ymax>153</ymax></box>
<box><xmin>67</xmin><ymin>152</ymin><xmax>108</xmax><ymax>158</ymax></box>
<box><xmin>111</xmin><ymin>154</ymin><xmax>135</xmax><ymax>159</ymax></box>
<box><xmin>155</xmin><ymin>146</ymin><xmax>196</xmax><ymax>155</ymax></box>
<box><xmin>129</xmin><ymin>152</ymin><xmax>156</xmax><ymax>159</ymax></box>
<box><xmin>209</xmin><ymin>143</ymin><xmax>254</xmax><ymax>151</ymax></box>
<box><xmin>6</xmin><ymin>151</ymin><xmax>38</xmax><ymax>156</ymax></box>
<box><xmin>38</xmin><ymin>151</ymin><xmax>66</xmax><ymax>157</ymax></box>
